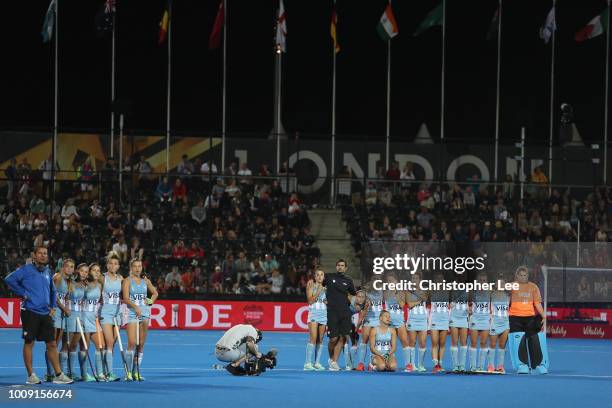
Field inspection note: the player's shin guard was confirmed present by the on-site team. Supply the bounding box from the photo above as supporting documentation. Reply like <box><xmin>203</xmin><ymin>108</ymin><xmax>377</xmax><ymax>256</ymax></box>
<box><xmin>95</xmin><ymin>351</ymin><xmax>104</xmax><ymax>377</ymax></box>
<box><xmin>418</xmin><ymin>348</ymin><xmax>426</xmax><ymax>368</ymax></box>
<box><xmin>409</xmin><ymin>347</ymin><xmax>416</xmax><ymax>365</ymax></box>
<box><xmin>125</xmin><ymin>350</ymin><xmax>135</xmax><ymax>374</ymax></box>
<box><xmin>305</xmin><ymin>343</ymin><xmax>315</xmax><ymax>365</ymax></box>
<box><xmin>527</xmin><ymin>332</ymin><xmax>549</xmax><ymax>374</ymax></box>
<box><xmin>496</xmin><ymin>348</ymin><xmax>505</xmax><ymax>368</ymax></box>
<box><xmin>60</xmin><ymin>352</ymin><xmax>68</xmax><ymax>375</ymax></box>
<box><xmin>403</xmin><ymin>347</ymin><xmax>411</xmax><ymax>365</ymax></box>
<box><xmin>469</xmin><ymin>347</ymin><xmax>478</xmax><ymax>370</ymax></box>
<box><xmin>508</xmin><ymin>332</ymin><xmax>529</xmax><ymax>373</ymax></box>
<box><xmin>343</xmin><ymin>343</ymin><xmax>352</xmax><ymax>367</ymax></box>
<box><xmin>450</xmin><ymin>346</ymin><xmax>458</xmax><ymax>369</ymax></box>
<box><xmin>105</xmin><ymin>351</ymin><xmax>113</xmax><ymax>376</ymax></box>
<box><xmin>138</xmin><ymin>352</ymin><xmax>143</xmax><ymax>367</ymax></box>
<box><xmin>459</xmin><ymin>346</ymin><xmax>468</xmax><ymax>370</ymax></box>
<box><xmin>478</xmin><ymin>348</ymin><xmax>489</xmax><ymax>371</ymax></box>
<box><xmin>78</xmin><ymin>351</ymin><xmax>87</xmax><ymax>377</ymax></box>
<box><xmin>315</xmin><ymin>344</ymin><xmax>324</xmax><ymax>366</ymax></box>
<box><xmin>357</xmin><ymin>343</ymin><xmax>367</xmax><ymax>364</ymax></box>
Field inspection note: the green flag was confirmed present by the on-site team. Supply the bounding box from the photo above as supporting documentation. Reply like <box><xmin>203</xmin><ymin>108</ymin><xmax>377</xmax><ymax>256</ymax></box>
<box><xmin>41</xmin><ymin>0</ymin><xmax>56</xmax><ymax>43</ymax></box>
<box><xmin>414</xmin><ymin>2</ymin><xmax>443</xmax><ymax>36</ymax></box>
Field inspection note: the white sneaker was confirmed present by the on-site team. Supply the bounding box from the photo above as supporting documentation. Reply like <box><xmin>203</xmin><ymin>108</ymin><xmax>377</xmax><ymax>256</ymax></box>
<box><xmin>328</xmin><ymin>361</ymin><xmax>341</xmax><ymax>371</ymax></box>
<box><xmin>303</xmin><ymin>363</ymin><xmax>315</xmax><ymax>371</ymax></box>
<box><xmin>52</xmin><ymin>373</ymin><xmax>74</xmax><ymax>384</ymax></box>
<box><xmin>26</xmin><ymin>373</ymin><xmax>41</xmax><ymax>385</ymax></box>
<box><xmin>313</xmin><ymin>363</ymin><xmax>325</xmax><ymax>371</ymax></box>
<box><xmin>345</xmin><ymin>364</ymin><xmax>353</xmax><ymax>371</ymax></box>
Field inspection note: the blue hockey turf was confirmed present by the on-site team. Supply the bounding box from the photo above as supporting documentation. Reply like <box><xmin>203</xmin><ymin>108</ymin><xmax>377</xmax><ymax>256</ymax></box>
<box><xmin>0</xmin><ymin>329</ymin><xmax>610</xmax><ymax>407</ymax></box>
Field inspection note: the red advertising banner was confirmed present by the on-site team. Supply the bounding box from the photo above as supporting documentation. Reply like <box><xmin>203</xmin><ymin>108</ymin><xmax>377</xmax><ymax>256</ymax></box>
<box><xmin>1</xmin><ymin>298</ymin><xmax>611</xmax><ymax>338</ymax></box>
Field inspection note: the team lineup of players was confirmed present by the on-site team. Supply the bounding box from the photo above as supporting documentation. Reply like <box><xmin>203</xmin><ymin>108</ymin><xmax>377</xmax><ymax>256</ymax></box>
<box><xmin>305</xmin><ymin>262</ymin><xmax>544</xmax><ymax>374</ymax></box>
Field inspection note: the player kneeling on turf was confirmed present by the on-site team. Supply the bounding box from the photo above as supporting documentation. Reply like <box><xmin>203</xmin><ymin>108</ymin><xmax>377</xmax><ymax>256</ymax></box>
<box><xmin>368</xmin><ymin>311</ymin><xmax>397</xmax><ymax>372</ymax></box>
<box><xmin>215</xmin><ymin>324</ymin><xmax>277</xmax><ymax>376</ymax></box>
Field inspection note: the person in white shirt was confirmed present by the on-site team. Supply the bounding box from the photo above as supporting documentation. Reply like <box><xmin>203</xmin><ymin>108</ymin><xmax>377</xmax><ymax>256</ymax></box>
<box><xmin>215</xmin><ymin>324</ymin><xmax>276</xmax><ymax>375</ymax></box>
<box><xmin>136</xmin><ymin>213</ymin><xmax>153</xmax><ymax>234</ymax></box>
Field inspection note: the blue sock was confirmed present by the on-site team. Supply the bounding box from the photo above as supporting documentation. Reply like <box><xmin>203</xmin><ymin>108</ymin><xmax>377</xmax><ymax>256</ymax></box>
<box><xmin>315</xmin><ymin>345</ymin><xmax>324</xmax><ymax>365</ymax></box>
<box><xmin>95</xmin><ymin>351</ymin><xmax>103</xmax><ymax>377</ymax></box>
<box><xmin>402</xmin><ymin>347</ymin><xmax>411</xmax><ymax>366</ymax></box>
<box><xmin>459</xmin><ymin>346</ymin><xmax>468</xmax><ymax>369</ymax></box>
<box><xmin>69</xmin><ymin>352</ymin><xmax>78</xmax><ymax>377</ymax></box>
<box><xmin>357</xmin><ymin>343</ymin><xmax>367</xmax><ymax>364</ymax></box>
<box><xmin>497</xmin><ymin>348</ymin><xmax>505</xmax><ymax>367</ymax></box>
<box><xmin>78</xmin><ymin>351</ymin><xmax>87</xmax><ymax>377</ymax></box>
<box><xmin>59</xmin><ymin>352</ymin><xmax>68</xmax><ymax>375</ymax></box>
<box><xmin>45</xmin><ymin>352</ymin><xmax>54</xmax><ymax>376</ymax></box>
<box><xmin>478</xmin><ymin>348</ymin><xmax>489</xmax><ymax>370</ymax></box>
<box><xmin>450</xmin><ymin>346</ymin><xmax>458</xmax><ymax>368</ymax></box>
<box><xmin>418</xmin><ymin>348</ymin><xmax>426</xmax><ymax>367</ymax></box>
<box><xmin>469</xmin><ymin>347</ymin><xmax>478</xmax><ymax>370</ymax></box>
<box><xmin>305</xmin><ymin>343</ymin><xmax>315</xmax><ymax>365</ymax></box>
<box><xmin>105</xmin><ymin>351</ymin><xmax>113</xmax><ymax>376</ymax></box>
<box><xmin>409</xmin><ymin>347</ymin><xmax>416</xmax><ymax>365</ymax></box>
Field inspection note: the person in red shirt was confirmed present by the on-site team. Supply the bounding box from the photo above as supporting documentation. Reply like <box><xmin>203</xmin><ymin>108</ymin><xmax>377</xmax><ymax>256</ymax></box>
<box><xmin>181</xmin><ymin>268</ymin><xmax>195</xmax><ymax>294</ymax></box>
<box><xmin>186</xmin><ymin>242</ymin><xmax>205</xmax><ymax>261</ymax></box>
<box><xmin>172</xmin><ymin>240</ymin><xmax>187</xmax><ymax>266</ymax></box>
<box><xmin>172</xmin><ymin>178</ymin><xmax>188</xmax><ymax>206</ymax></box>
<box><xmin>210</xmin><ymin>266</ymin><xmax>224</xmax><ymax>293</ymax></box>
<box><xmin>385</xmin><ymin>162</ymin><xmax>400</xmax><ymax>180</ymax></box>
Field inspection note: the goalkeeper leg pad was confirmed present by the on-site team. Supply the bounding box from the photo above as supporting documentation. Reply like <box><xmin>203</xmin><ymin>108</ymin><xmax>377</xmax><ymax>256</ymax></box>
<box><xmin>508</xmin><ymin>332</ymin><xmax>529</xmax><ymax>374</ymax></box>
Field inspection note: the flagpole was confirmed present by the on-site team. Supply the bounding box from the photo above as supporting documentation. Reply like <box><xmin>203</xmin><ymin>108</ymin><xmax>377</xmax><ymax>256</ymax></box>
<box><xmin>166</xmin><ymin>0</ymin><xmax>172</xmax><ymax>173</ymax></box>
<box><xmin>109</xmin><ymin>6</ymin><xmax>116</xmax><ymax>159</ymax></box>
<box><xmin>441</xmin><ymin>0</ymin><xmax>446</xmax><ymax>142</ymax></box>
<box><xmin>276</xmin><ymin>50</ymin><xmax>282</xmax><ymax>173</ymax></box>
<box><xmin>221</xmin><ymin>0</ymin><xmax>227</xmax><ymax>174</ymax></box>
<box><xmin>53</xmin><ymin>0</ymin><xmax>59</xmax><ymax>198</ymax></box>
<box><xmin>331</xmin><ymin>0</ymin><xmax>337</xmax><ymax>204</ymax></box>
<box><xmin>494</xmin><ymin>0</ymin><xmax>502</xmax><ymax>182</ymax></box>
<box><xmin>605</xmin><ymin>0</ymin><xmax>611</xmax><ymax>184</ymax></box>
<box><xmin>548</xmin><ymin>0</ymin><xmax>556</xmax><ymax>188</ymax></box>
<box><xmin>385</xmin><ymin>0</ymin><xmax>392</xmax><ymax>171</ymax></box>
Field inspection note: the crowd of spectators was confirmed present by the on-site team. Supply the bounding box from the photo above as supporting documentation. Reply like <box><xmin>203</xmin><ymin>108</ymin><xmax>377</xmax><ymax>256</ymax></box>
<box><xmin>0</xmin><ymin>155</ymin><xmax>319</xmax><ymax>298</ymax></box>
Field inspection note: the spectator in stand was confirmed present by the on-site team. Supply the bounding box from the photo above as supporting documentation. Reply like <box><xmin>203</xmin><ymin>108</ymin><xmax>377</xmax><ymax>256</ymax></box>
<box><xmin>18</xmin><ymin>157</ymin><xmax>33</xmax><ymax>196</ymax></box>
<box><xmin>156</xmin><ymin>276</ymin><xmax>167</xmax><ymax>295</ymax></box>
<box><xmin>167</xmin><ymin>280</ymin><xmax>181</xmax><ymax>295</ymax></box>
<box><xmin>417</xmin><ymin>206</ymin><xmax>435</xmax><ymax>230</ymax></box>
<box><xmin>225</xmin><ymin>179</ymin><xmax>241</xmax><ymax>198</ymax></box>
<box><xmin>268</xmin><ymin>269</ymin><xmax>284</xmax><ymax>294</ymax></box>
<box><xmin>205</xmin><ymin>192</ymin><xmax>221</xmax><ymax>217</ymax></box>
<box><xmin>177</xmin><ymin>154</ymin><xmax>194</xmax><ymax>179</ymax></box>
<box><xmin>210</xmin><ymin>266</ymin><xmax>224</xmax><ymax>293</ymax></box>
<box><xmin>577</xmin><ymin>276</ymin><xmax>591</xmax><ymax>300</ymax></box>
<box><xmin>262</xmin><ymin>254</ymin><xmax>279</xmax><ymax>275</ymax></box>
<box><xmin>181</xmin><ymin>268</ymin><xmax>195</xmax><ymax>294</ymax></box>
<box><xmin>107</xmin><ymin>210</ymin><xmax>124</xmax><ymax>237</ymax></box>
<box><xmin>172</xmin><ymin>178</ymin><xmax>188</xmax><ymax>206</ymax></box>
<box><xmin>136</xmin><ymin>155</ymin><xmax>153</xmax><ymax>193</ymax></box>
<box><xmin>158</xmin><ymin>240</ymin><xmax>173</xmax><ymax>266</ymax></box>
<box><xmin>172</xmin><ymin>240</ymin><xmax>187</xmax><ymax>266</ymax></box>
<box><xmin>238</xmin><ymin>162</ymin><xmax>253</xmax><ymax>192</ymax></box>
<box><xmin>463</xmin><ymin>185</ymin><xmax>476</xmax><ymax>209</ymax></box>
<box><xmin>385</xmin><ymin>161</ymin><xmax>400</xmax><ymax>180</ymax></box>
<box><xmin>288</xmin><ymin>193</ymin><xmax>301</xmax><ymax>215</ymax></box>
<box><xmin>186</xmin><ymin>241</ymin><xmax>204</xmax><ymax>262</ymax></box>
<box><xmin>129</xmin><ymin>237</ymin><xmax>144</xmax><ymax>261</ymax></box>
<box><xmin>38</xmin><ymin>154</ymin><xmax>59</xmax><ymax>200</ymax></box>
<box><xmin>29</xmin><ymin>195</ymin><xmax>45</xmax><ymax>216</ymax></box>
<box><xmin>452</xmin><ymin>223</ymin><xmax>468</xmax><ymax>243</ymax></box>
<box><xmin>259</xmin><ymin>163</ymin><xmax>271</xmax><ymax>178</ymax></box>
<box><xmin>5</xmin><ymin>158</ymin><xmax>17</xmax><ymax>199</ymax></box>
<box><xmin>77</xmin><ymin>159</ymin><xmax>94</xmax><ymax>200</ymax></box>
<box><xmin>156</xmin><ymin>176</ymin><xmax>173</xmax><ymax>202</ymax></box>
<box><xmin>393</xmin><ymin>222</ymin><xmax>409</xmax><ymax>241</ymax></box>
<box><xmin>136</xmin><ymin>212</ymin><xmax>154</xmax><ymax>235</ymax></box>
<box><xmin>112</xmin><ymin>235</ymin><xmax>128</xmax><ymax>263</ymax></box>
<box><xmin>165</xmin><ymin>266</ymin><xmax>182</xmax><ymax>288</ymax></box>
<box><xmin>400</xmin><ymin>162</ymin><xmax>415</xmax><ymax>190</ymax></box>
<box><xmin>417</xmin><ymin>184</ymin><xmax>431</xmax><ymax>205</ymax></box>
<box><xmin>226</xmin><ymin>161</ymin><xmax>238</xmax><ymax>176</ymax></box>
<box><xmin>60</xmin><ymin>198</ymin><xmax>79</xmax><ymax>221</ymax></box>
<box><xmin>201</xmin><ymin>161</ymin><xmax>218</xmax><ymax>176</ymax></box>
<box><xmin>532</xmin><ymin>166</ymin><xmax>548</xmax><ymax>184</ymax></box>
<box><xmin>191</xmin><ymin>199</ymin><xmax>206</xmax><ymax>225</ymax></box>
<box><xmin>212</xmin><ymin>178</ymin><xmax>225</xmax><ymax>196</ymax></box>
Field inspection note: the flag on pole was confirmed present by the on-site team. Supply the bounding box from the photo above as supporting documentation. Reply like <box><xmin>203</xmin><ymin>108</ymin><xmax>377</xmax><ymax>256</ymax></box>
<box><xmin>377</xmin><ymin>3</ymin><xmax>398</xmax><ymax>41</ymax></box>
<box><xmin>275</xmin><ymin>0</ymin><xmax>287</xmax><ymax>52</ymax></box>
<box><xmin>575</xmin><ymin>9</ymin><xmax>608</xmax><ymax>42</ymax></box>
<box><xmin>331</xmin><ymin>5</ymin><xmax>340</xmax><ymax>53</ymax></box>
<box><xmin>414</xmin><ymin>2</ymin><xmax>443</xmax><ymax>36</ymax></box>
<box><xmin>209</xmin><ymin>0</ymin><xmax>224</xmax><ymax>50</ymax></box>
<box><xmin>486</xmin><ymin>7</ymin><xmax>499</xmax><ymax>40</ymax></box>
<box><xmin>41</xmin><ymin>0</ymin><xmax>56</xmax><ymax>43</ymax></box>
<box><xmin>539</xmin><ymin>6</ymin><xmax>557</xmax><ymax>44</ymax></box>
<box><xmin>95</xmin><ymin>0</ymin><xmax>115</xmax><ymax>38</ymax></box>
<box><xmin>158</xmin><ymin>2</ymin><xmax>170</xmax><ymax>45</ymax></box>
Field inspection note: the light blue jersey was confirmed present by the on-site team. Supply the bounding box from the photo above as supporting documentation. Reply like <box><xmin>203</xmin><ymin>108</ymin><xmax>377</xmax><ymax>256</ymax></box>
<box><xmin>384</xmin><ymin>291</ymin><xmax>404</xmax><ymax>328</ymax></box>
<box><xmin>81</xmin><ymin>283</ymin><xmax>101</xmax><ymax>333</ymax></box>
<box><xmin>450</xmin><ymin>290</ymin><xmax>469</xmax><ymax>328</ymax></box>
<box><xmin>65</xmin><ymin>284</ymin><xmax>85</xmax><ymax>333</ymax></box>
<box><xmin>372</xmin><ymin>327</ymin><xmax>392</xmax><ymax>359</ymax></box>
<box><xmin>364</xmin><ymin>290</ymin><xmax>383</xmax><ymax>327</ymax></box>
<box><xmin>470</xmin><ymin>291</ymin><xmax>491</xmax><ymax>331</ymax></box>
<box><xmin>489</xmin><ymin>291</ymin><xmax>510</xmax><ymax>335</ymax></box>
<box><xmin>53</xmin><ymin>276</ymin><xmax>69</xmax><ymax>329</ymax></box>
<box><xmin>127</xmin><ymin>277</ymin><xmax>149</xmax><ymax>323</ymax></box>
<box><xmin>100</xmin><ymin>274</ymin><xmax>122</xmax><ymax>324</ymax></box>
<box><xmin>406</xmin><ymin>290</ymin><xmax>428</xmax><ymax>331</ymax></box>
<box><xmin>429</xmin><ymin>290</ymin><xmax>450</xmax><ymax>331</ymax></box>
<box><xmin>307</xmin><ymin>285</ymin><xmax>327</xmax><ymax>325</ymax></box>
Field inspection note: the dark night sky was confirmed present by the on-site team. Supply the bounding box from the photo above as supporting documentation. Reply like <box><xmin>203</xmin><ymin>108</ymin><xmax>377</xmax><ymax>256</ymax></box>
<box><xmin>1</xmin><ymin>0</ymin><xmax>611</xmax><ymax>143</ymax></box>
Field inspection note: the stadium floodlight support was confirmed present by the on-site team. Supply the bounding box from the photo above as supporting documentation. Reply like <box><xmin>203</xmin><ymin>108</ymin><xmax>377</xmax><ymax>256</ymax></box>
<box><xmin>109</xmin><ymin>5</ymin><xmax>116</xmax><ymax>159</ymax></box>
<box><xmin>52</xmin><ymin>0</ymin><xmax>59</xmax><ymax>202</ymax></box>
<box><xmin>165</xmin><ymin>0</ymin><xmax>173</xmax><ymax>173</ymax></box>
<box><xmin>221</xmin><ymin>0</ymin><xmax>228</xmax><ymax>173</ymax></box>
<box><xmin>493</xmin><ymin>0</ymin><xmax>502</xmax><ymax>182</ymax></box>
<box><xmin>547</xmin><ymin>0</ymin><xmax>557</xmax><ymax>193</ymax></box>
<box><xmin>384</xmin><ymin>0</ymin><xmax>392</xmax><ymax>171</ymax></box>
<box><xmin>604</xmin><ymin>0</ymin><xmax>611</xmax><ymax>184</ymax></box>
<box><xmin>330</xmin><ymin>4</ymin><xmax>337</xmax><ymax>205</ymax></box>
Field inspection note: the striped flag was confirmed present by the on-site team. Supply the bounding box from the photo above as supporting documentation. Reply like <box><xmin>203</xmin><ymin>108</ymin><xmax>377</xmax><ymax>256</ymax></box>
<box><xmin>41</xmin><ymin>0</ymin><xmax>56</xmax><ymax>43</ymax></box>
<box><xmin>331</xmin><ymin>5</ymin><xmax>340</xmax><ymax>53</ymax></box>
<box><xmin>575</xmin><ymin>9</ymin><xmax>608</xmax><ymax>42</ymax></box>
<box><xmin>539</xmin><ymin>6</ymin><xmax>557</xmax><ymax>44</ymax></box>
<box><xmin>209</xmin><ymin>0</ymin><xmax>224</xmax><ymax>50</ymax></box>
<box><xmin>377</xmin><ymin>3</ymin><xmax>398</xmax><ymax>41</ymax></box>
<box><xmin>158</xmin><ymin>2</ymin><xmax>170</xmax><ymax>45</ymax></box>
<box><xmin>275</xmin><ymin>0</ymin><xmax>287</xmax><ymax>52</ymax></box>
<box><xmin>414</xmin><ymin>2</ymin><xmax>443</xmax><ymax>36</ymax></box>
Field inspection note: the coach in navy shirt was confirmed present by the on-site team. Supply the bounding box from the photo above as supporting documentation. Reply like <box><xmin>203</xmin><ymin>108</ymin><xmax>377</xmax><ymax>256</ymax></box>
<box><xmin>4</xmin><ymin>246</ymin><xmax>72</xmax><ymax>384</ymax></box>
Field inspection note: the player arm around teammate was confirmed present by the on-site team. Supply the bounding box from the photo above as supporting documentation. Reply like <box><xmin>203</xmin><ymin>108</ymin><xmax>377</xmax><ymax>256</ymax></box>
<box><xmin>468</xmin><ymin>272</ymin><xmax>492</xmax><ymax>372</ymax></box>
<box><xmin>429</xmin><ymin>273</ymin><xmax>450</xmax><ymax>373</ymax></box>
<box><xmin>99</xmin><ymin>251</ymin><xmax>123</xmax><ymax>381</ymax></box>
<box><xmin>304</xmin><ymin>269</ymin><xmax>327</xmax><ymax>371</ymax></box>
<box><xmin>369</xmin><ymin>310</ymin><xmax>397</xmax><ymax>372</ymax></box>
<box><xmin>384</xmin><ymin>274</ymin><xmax>410</xmax><ymax>372</ymax></box>
<box><xmin>488</xmin><ymin>276</ymin><xmax>510</xmax><ymax>373</ymax></box>
<box><xmin>66</xmin><ymin>263</ymin><xmax>88</xmax><ymax>380</ymax></box>
<box><xmin>79</xmin><ymin>263</ymin><xmax>105</xmax><ymax>381</ymax></box>
<box><xmin>52</xmin><ymin>258</ymin><xmax>74</xmax><ymax>381</ymax></box>
<box><xmin>405</xmin><ymin>272</ymin><xmax>428</xmax><ymax>372</ymax></box>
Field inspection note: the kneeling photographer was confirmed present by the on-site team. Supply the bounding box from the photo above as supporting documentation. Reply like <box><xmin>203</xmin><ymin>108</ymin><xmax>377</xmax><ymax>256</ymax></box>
<box><xmin>215</xmin><ymin>324</ymin><xmax>277</xmax><ymax>376</ymax></box>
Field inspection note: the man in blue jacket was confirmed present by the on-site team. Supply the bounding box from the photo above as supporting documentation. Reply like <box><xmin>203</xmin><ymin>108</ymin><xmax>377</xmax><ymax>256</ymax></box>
<box><xmin>4</xmin><ymin>246</ymin><xmax>73</xmax><ymax>384</ymax></box>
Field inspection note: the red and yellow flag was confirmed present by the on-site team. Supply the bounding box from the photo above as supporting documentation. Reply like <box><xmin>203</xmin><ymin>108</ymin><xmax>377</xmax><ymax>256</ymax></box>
<box><xmin>158</xmin><ymin>2</ymin><xmax>169</xmax><ymax>45</ymax></box>
<box><xmin>330</xmin><ymin>6</ymin><xmax>340</xmax><ymax>53</ymax></box>
<box><xmin>209</xmin><ymin>0</ymin><xmax>224</xmax><ymax>50</ymax></box>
